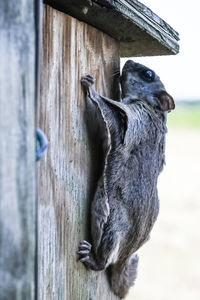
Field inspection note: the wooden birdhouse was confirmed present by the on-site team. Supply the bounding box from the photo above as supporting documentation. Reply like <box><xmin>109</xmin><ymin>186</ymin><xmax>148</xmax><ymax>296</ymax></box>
<box><xmin>0</xmin><ymin>1</ymin><xmax>179</xmax><ymax>299</ymax></box>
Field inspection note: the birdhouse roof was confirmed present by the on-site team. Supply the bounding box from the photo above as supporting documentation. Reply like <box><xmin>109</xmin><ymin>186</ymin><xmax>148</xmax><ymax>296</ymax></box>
<box><xmin>44</xmin><ymin>0</ymin><xmax>179</xmax><ymax>56</ymax></box>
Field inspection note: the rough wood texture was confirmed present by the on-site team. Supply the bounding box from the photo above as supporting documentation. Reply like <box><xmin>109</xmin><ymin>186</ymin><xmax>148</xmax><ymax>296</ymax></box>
<box><xmin>0</xmin><ymin>1</ymin><xmax>36</xmax><ymax>299</ymax></box>
<box><xmin>44</xmin><ymin>0</ymin><xmax>179</xmax><ymax>56</ymax></box>
<box><xmin>38</xmin><ymin>5</ymin><xmax>120</xmax><ymax>300</ymax></box>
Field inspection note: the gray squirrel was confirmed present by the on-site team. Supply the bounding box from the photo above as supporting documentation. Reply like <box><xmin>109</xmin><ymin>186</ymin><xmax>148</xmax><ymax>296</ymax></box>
<box><xmin>78</xmin><ymin>60</ymin><xmax>175</xmax><ymax>298</ymax></box>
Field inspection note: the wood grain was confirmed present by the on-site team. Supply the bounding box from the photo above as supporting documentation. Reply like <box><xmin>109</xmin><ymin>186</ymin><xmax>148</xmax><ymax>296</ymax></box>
<box><xmin>38</xmin><ymin>5</ymin><xmax>120</xmax><ymax>300</ymax></box>
<box><xmin>0</xmin><ymin>1</ymin><xmax>36</xmax><ymax>299</ymax></box>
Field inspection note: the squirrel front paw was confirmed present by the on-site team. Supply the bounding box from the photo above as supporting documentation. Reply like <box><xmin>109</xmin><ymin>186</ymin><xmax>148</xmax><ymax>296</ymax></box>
<box><xmin>81</xmin><ymin>75</ymin><xmax>95</xmax><ymax>88</ymax></box>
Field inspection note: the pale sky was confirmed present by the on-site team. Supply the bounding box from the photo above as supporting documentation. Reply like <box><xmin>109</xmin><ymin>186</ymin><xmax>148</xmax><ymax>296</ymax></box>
<box><xmin>122</xmin><ymin>0</ymin><xmax>200</xmax><ymax>101</ymax></box>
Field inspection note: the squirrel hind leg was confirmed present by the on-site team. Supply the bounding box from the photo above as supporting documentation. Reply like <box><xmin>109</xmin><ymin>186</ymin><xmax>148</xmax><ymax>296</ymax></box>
<box><xmin>110</xmin><ymin>253</ymin><xmax>139</xmax><ymax>298</ymax></box>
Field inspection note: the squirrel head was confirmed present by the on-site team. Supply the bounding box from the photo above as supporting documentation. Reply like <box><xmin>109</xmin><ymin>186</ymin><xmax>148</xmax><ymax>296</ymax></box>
<box><xmin>120</xmin><ymin>60</ymin><xmax>175</xmax><ymax>112</ymax></box>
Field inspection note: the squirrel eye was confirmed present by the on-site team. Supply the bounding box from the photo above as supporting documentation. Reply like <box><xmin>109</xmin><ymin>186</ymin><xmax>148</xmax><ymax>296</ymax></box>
<box><xmin>140</xmin><ymin>69</ymin><xmax>155</xmax><ymax>82</ymax></box>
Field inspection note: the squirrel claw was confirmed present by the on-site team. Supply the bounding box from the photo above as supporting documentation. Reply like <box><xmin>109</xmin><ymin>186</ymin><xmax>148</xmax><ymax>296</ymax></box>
<box><xmin>78</xmin><ymin>240</ymin><xmax>92</xmax><ymax>262</ymax></box>
<box><xmin>78</xmin><ymin>250</ymin><xmax>89</xmax><ymax>255</ymax></box>
<box><xmin>82</xmin><ymin>240</ymin><xmax>92</xmax><ymax>248</ymax></box>
<box><xmin>80</xmin><ymin>256</ymin><xmax>90</xmax><ymax>262</ymax></box>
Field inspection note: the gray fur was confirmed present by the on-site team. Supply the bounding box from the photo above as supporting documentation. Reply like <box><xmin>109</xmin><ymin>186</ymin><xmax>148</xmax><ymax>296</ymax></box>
<box><xmin>78</xmin><ymin>61</ymin><xmax>175</xmax><ymax>298</ymax></box>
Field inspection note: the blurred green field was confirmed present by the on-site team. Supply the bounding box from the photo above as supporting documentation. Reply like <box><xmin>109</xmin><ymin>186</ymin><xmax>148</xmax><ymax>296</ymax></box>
<box><xmin>167</xmin><ymin>101</ymin><xmax>200</xmax><ymax>129</ymax></box>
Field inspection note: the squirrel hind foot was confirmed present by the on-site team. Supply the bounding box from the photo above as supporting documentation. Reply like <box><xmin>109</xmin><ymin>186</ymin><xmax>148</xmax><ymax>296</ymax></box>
<box><xmin>78</xmin><ymin>240</ymin><xmax>105</xmax><ymax>271</ymax></box>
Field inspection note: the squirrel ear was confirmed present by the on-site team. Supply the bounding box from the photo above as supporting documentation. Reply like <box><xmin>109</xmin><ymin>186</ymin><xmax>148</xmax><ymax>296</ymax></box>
<box><xmin>154</xmin><ymin>91</ymin><xmax>175</xmax><ymax>112</ymax></box>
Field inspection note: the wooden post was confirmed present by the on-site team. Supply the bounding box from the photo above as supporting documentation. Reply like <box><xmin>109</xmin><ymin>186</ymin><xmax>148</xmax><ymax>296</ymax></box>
<box><xmin>38</xmin><ymin>5</ymin><xmax>120</xmax><ymax>299</ymax></box>
<box><xmin>0</xmin><ymin>0</ymin><xmax>36</xmax><ymax>299</ymax></box>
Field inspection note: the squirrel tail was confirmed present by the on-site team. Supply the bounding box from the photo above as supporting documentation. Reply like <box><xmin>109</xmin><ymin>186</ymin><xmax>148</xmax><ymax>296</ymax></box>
<box><xmin>110</xmin><ymin>253</ymin><xmax>139</xmax><ymax>299</ymax></box>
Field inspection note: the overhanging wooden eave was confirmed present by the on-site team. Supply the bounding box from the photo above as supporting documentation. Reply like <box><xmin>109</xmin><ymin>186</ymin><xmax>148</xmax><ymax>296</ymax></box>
<box><xmin>44</xmin><ymin>0</ymin><xmax>180</xmax><ymax>57</ymax></box>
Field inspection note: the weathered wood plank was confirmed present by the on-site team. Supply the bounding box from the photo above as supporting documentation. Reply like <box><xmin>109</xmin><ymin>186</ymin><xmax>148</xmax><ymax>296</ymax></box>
<box><xmin>44</xmin><ymin>0</ymin><xmax>179</xmax><ymax>56</ymax></box>
<box><xmin>38</xmin><ymin>4</ymin><xmax>120</xmax><ymax>299</ymax></box>
<box><xmin>0</xmin><ymin>1</ymin><xmax>36</xmax><ymax>299</ymax></box>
